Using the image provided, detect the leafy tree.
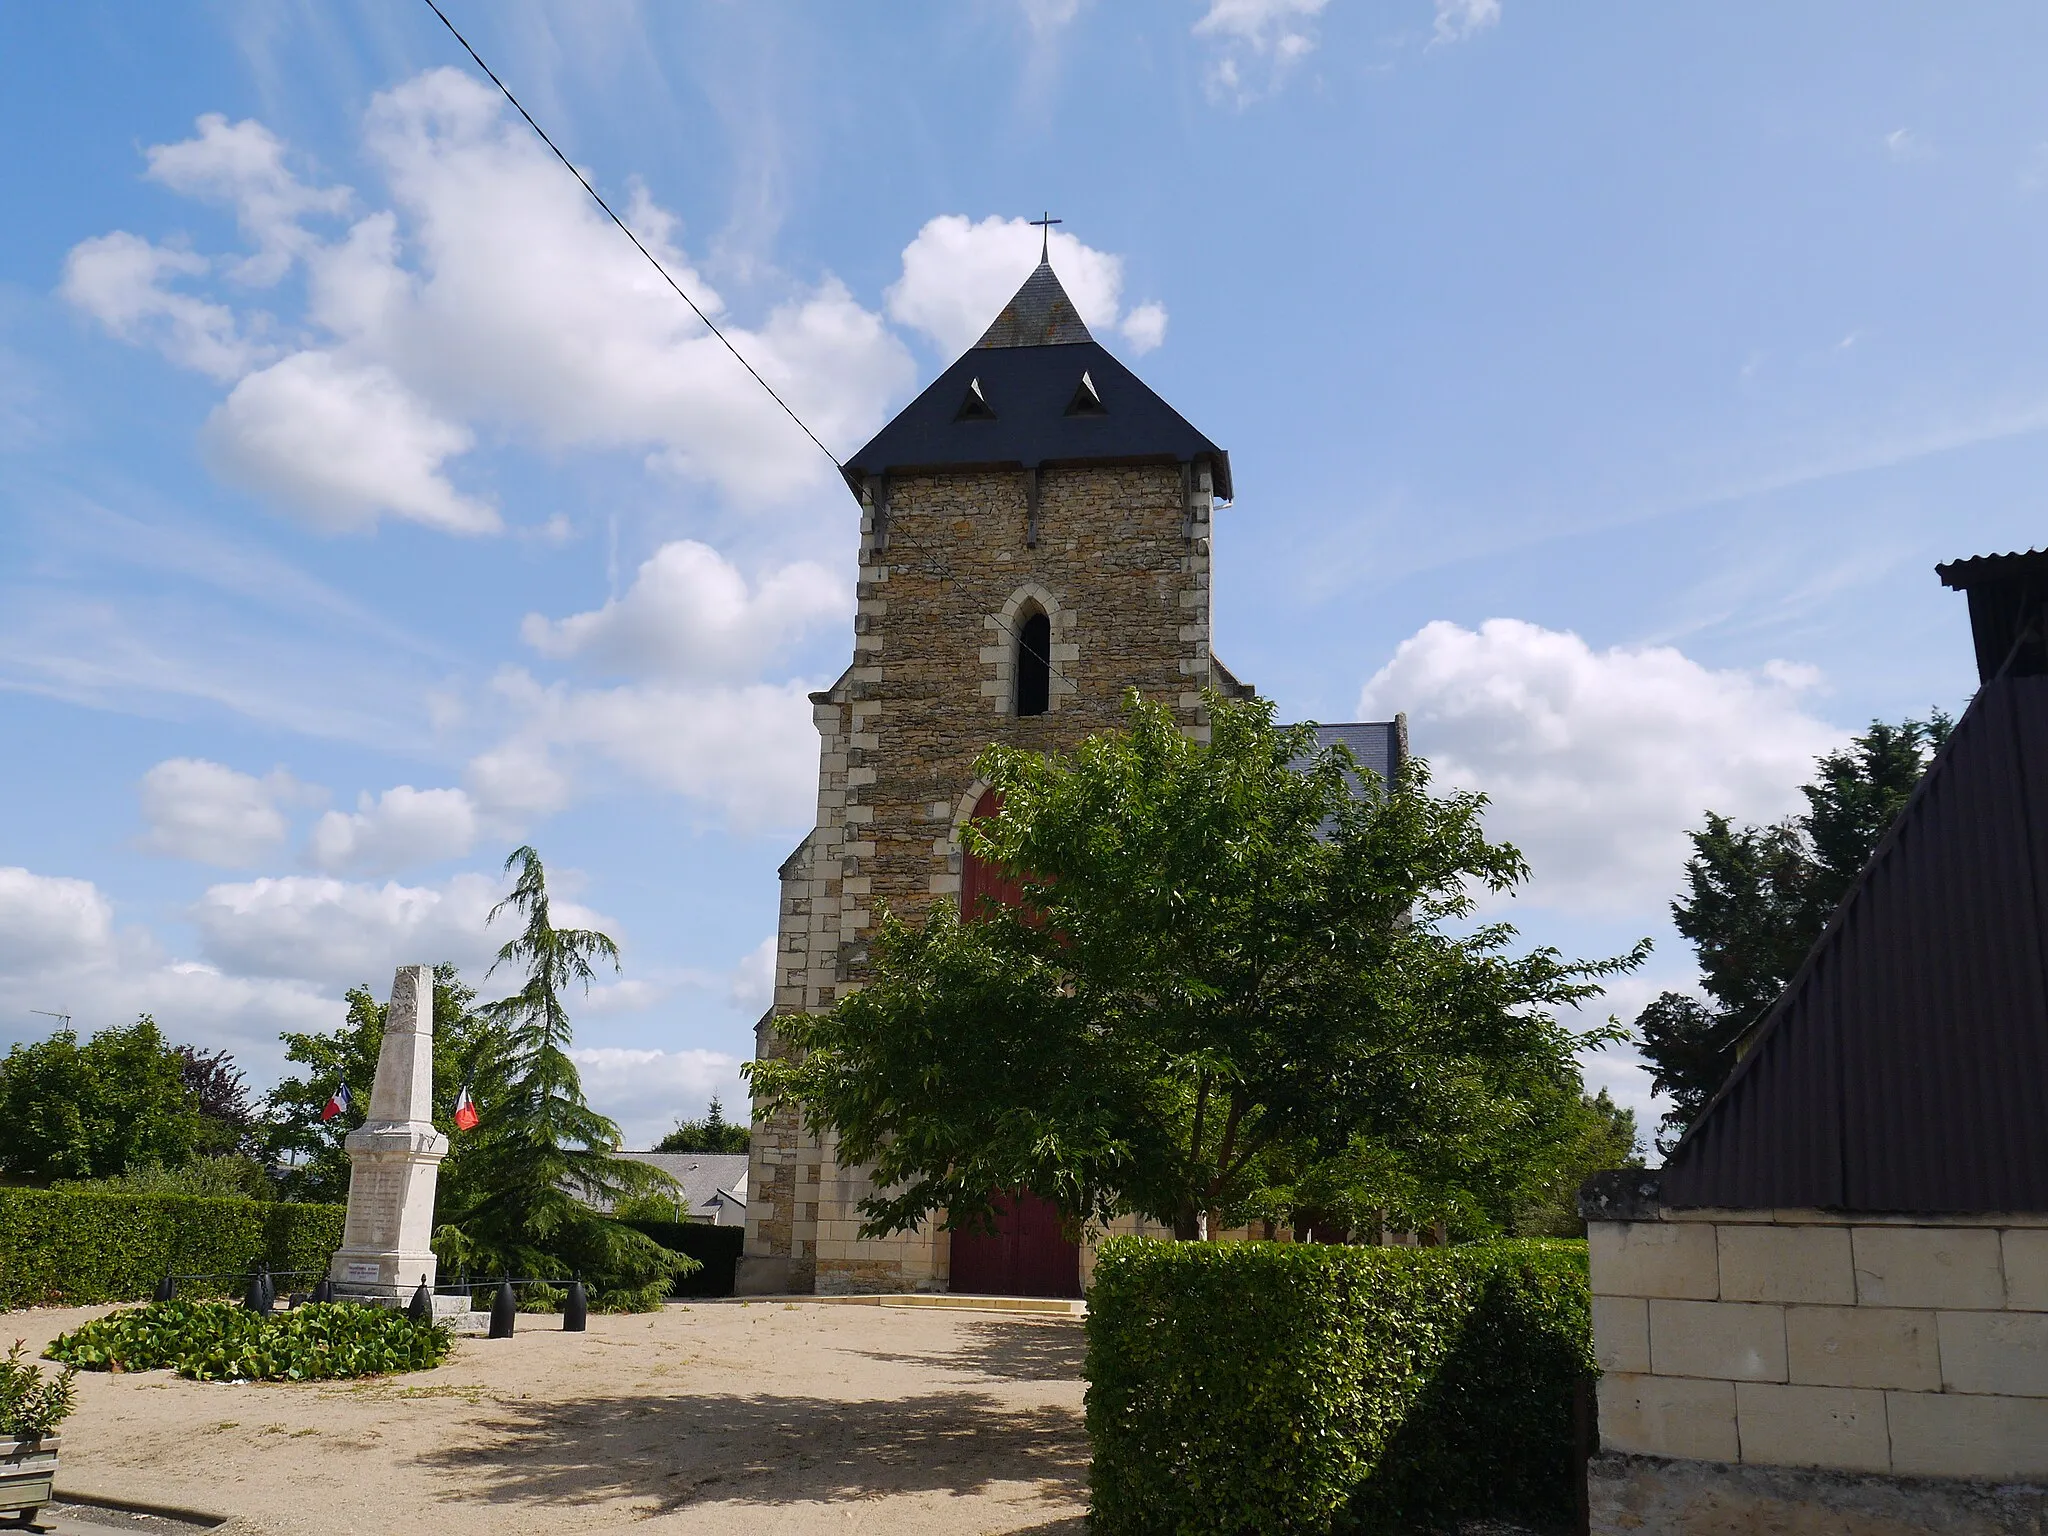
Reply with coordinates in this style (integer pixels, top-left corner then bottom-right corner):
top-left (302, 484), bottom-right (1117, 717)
top-left (0, 1017), bottom-right (207, 1182)
top-left (1639, 713), bottom-right (1951, 1147)
top-left (432, 847), bottom-right (688, 1307)
top-left (750, 691), bottom-right (1644, 1243)
top-left (654, 1095), bottom-right (750, 1154)
top-left (261, 964), bottom-right (503, 1203)
top-left (176, 1045), bottom-right (261, 1158)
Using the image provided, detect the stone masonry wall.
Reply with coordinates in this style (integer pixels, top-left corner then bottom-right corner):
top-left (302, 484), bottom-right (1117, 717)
top-left (1590, 1207), bottom-right (2048, 1491)
top-left (741, 460), bottom-right (1216, 1294)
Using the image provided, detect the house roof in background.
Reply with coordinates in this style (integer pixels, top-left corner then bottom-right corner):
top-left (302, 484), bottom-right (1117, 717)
top-left (610, 1152), bottom-right (749, 1217)
top-left (1660, 671), bottom-right (2048, 1214)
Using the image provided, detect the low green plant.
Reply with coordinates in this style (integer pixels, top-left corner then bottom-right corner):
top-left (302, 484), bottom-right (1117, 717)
top-left (0, 1341), bottom-right (76, 1438)
top-left (56, 1153), bottom-right (275, 1202)
top-left (1085, 1237), bottom-right (1593, 1535)
top-left (46, 1300), bottom-right (449, 1382)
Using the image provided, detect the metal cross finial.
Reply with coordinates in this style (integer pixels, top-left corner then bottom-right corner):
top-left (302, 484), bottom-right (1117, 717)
top-left (1030, 211), bottom-right (1062, 261)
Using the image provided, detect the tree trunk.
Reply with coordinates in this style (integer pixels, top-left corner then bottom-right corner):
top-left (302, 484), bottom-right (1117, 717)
top-left (1173, 1202), bottom-right (1203, 1241)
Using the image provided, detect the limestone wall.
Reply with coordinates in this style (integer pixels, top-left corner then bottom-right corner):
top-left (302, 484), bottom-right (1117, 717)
top-left (1591, 1207), bottom-right (2048, 1483)
top-left (743, 459), bottom-right (1217, 1295)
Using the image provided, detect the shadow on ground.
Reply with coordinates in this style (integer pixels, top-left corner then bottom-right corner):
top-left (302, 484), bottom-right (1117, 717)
top-left (415, 1386), bottom-right (1088, 1515)
top-left (848, 1317), bottom-right (1089, 1383)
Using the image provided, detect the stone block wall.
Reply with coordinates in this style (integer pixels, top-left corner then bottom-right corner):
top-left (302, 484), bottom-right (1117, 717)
top-left (741, 459), bottom-right (1218, 1295)
top-left (1591, 1208), bottom-right (2048, 1483)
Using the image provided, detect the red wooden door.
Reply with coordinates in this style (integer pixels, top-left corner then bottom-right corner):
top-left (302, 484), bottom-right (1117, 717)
top-left (950, 793), bottom-right (1080, 1296)
top-left (949, 1191), bottom-right (1081, 1298)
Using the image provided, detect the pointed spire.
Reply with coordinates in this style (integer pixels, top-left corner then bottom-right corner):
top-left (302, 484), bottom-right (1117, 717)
top-left (975, 260), bottom-right (1094, 349)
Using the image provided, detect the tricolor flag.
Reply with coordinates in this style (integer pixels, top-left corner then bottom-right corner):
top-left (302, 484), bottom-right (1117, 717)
top-left (321, 1082), bottom-right (353, 1123)
top-left (452, 1084), bottom-right (479, 1132)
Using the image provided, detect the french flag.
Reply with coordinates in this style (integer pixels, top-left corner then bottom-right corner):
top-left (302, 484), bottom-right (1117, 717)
top-left (321, 1081), bottom-right (353, 1123)
top-left (453, 1085), bottom-right (479, 1132)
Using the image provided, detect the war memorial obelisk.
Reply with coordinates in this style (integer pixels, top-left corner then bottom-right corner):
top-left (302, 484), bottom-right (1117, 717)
top-left (329, 964), bottom-right (448, 1300)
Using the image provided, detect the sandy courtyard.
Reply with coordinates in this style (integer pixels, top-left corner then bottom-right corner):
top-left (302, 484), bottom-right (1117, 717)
top-left (4, 1300), bottom-right (1089, 1535)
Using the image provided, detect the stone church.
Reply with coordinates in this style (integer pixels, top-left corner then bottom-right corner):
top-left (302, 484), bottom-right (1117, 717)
top-left (736, 252), bottom-right (1400, 1297)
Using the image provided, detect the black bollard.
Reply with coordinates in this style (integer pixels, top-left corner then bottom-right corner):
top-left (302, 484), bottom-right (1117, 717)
top-left (243, 1269), bottom-right (271, 1314)
top-left (488, 1279), bottom-right (517, 1339)
top-left (408, 1278), bottom-right (433, 1324)
top-left (153, 1272), bottom-right (176, 1303)
top-left (259, 1269), bottom-right (276, 1313)
top-left (563, 1279), bottom-right (587, 1332)
top-left (311, 1276), bottom-right (333, 1304)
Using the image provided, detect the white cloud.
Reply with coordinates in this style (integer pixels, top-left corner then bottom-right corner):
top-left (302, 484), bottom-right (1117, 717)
top-left (1018, 0), bottom-right (1083, 31)
top-left (201, 351), bottom-right (498, 535)
top-left (0, 865), bottom-right (337, 1080)
top-left (521, 540), bottom-right (847, 680)
top-left (1358, 619), bottom-right (1844, 916)
top-left (478, 671), bottom-right (821, 831)
top-left (1120, 302), bottom-right (1169, 353)
top-left (0, 867), bottom-right (115, 977)
top-left (1194, 0), bottom-right (1328, 99)
top-left (727, 934), bottom-right (776, 1014)
top-left (886, 214), bottom-right (1168, 359)
top-left (1885, 127), bottom-right (1933, 165)
top-left (1432, 0), bottom-right (1501, 45)
top-left (569, 1046), bottom-right (747, 1149)
top-left (138, 758), bottom-right (303, 866)
top-left (144, 112), bottom-right (351, 285)
top-left (306, 786), bottom-right (479, 877)
top-left (66, 73), bottom-right (916, 530)
top-left (60, 233), bottom-right (266, 382)
top-left (189, 869), bottom-right (614, 990)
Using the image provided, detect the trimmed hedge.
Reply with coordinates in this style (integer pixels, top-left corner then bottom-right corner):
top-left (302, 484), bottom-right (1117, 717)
top-left (0, 1187), bottom-right (345, 1309)
top-left (622, 1219), bottom-right (745, 1297)
top-left (1085, 1237), bottom-right (1593, 1535)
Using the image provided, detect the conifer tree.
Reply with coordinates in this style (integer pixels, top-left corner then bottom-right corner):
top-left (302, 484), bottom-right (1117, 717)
top-left (432, 846), bottom-right (689, 1306)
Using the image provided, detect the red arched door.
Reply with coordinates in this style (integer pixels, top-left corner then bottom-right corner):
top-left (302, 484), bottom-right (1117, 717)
top-left (951, 790), bottom-right (1080, 1298)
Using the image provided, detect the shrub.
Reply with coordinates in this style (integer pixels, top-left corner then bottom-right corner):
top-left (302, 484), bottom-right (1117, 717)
top-left (620, 1219), bottom-right (744, 1297)
top-left (1085, 1237), bottom-right (1593, 1535)
top-left (0, 1342), bottom-right (76, 1437)
top-left (46, 1300), bottom-right (449, 1381)
top-left (0, 1188), bottom-right (345, 1308)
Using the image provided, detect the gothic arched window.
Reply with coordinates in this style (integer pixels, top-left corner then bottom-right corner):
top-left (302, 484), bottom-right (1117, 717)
top-left (1016, 610), bottom-right (1051, 717)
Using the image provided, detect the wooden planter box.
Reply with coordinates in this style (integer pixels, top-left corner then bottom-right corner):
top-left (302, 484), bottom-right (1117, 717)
top-left (0, 1435), bottom-right (58, 1525)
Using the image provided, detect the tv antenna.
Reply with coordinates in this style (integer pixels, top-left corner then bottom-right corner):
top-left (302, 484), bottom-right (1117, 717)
top-left (29, 1009), bottom-right (70, 1028)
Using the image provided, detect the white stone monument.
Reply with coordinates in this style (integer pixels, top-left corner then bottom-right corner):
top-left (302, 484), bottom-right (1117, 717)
top-left (330, 964), bottom-right (448, 1302)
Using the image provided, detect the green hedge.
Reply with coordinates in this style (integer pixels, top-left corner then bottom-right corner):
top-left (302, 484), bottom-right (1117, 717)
top-left (622, 1219), bottom-right (745, 1297)
top-left (0, 1188), bottom-right (345, 1308)
top-left (1085, 1237), bottom-right (1593, 1535)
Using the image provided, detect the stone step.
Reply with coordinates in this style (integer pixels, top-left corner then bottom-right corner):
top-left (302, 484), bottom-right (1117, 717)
top-left (813, 1293), bottom-right (1086, 1317)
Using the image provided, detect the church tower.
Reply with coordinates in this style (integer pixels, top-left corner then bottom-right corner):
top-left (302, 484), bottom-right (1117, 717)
top-left (738, 251), bottom-right (1242, 1295)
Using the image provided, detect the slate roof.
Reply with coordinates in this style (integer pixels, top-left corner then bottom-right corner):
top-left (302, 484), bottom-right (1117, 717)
top-left (1659, 560), bottom-right (2048, 1215)
top-left (841, 259), bottom-right (1232, 501)
top-left (1308, 722), bottom-right (1405, 793)
top-left (604, 1153), bottom-right (750, 1225)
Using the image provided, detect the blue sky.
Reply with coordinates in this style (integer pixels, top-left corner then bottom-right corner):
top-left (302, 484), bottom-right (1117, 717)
top-left (2, 0), bottom-right (2040, 1148)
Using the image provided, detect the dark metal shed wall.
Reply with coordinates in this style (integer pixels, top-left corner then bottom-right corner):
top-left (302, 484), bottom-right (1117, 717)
top-left (1661, 675), bottom-right (2048, 1213)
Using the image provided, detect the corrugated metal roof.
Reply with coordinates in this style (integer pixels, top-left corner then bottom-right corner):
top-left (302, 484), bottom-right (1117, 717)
top-left (1660, 673), bottom-right (2048, 1213)
top-left (842, 262), bottom-right (1231, 501)
top-left (1937, 548), bottom-right (2048, 682)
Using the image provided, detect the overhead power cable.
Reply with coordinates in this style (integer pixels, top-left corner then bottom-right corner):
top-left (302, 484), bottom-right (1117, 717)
top-left (419, 0), bottom-right (842, 472)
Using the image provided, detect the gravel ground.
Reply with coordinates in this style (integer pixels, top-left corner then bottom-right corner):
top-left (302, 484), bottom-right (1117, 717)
top-left (4, 1299), bottom-right (1089, 1535)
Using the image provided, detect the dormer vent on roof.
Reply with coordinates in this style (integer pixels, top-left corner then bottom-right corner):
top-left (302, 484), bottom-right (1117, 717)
top-left (1065, 370), bottom-right (1106, 416)
top-left (955, 376), bottom-right (996, 421)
